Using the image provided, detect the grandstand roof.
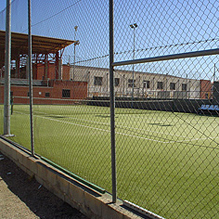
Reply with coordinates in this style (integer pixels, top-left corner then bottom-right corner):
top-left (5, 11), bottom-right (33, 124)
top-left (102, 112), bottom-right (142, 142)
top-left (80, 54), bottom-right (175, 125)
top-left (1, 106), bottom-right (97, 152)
top-left (0, 30), bottom-right (75, 68)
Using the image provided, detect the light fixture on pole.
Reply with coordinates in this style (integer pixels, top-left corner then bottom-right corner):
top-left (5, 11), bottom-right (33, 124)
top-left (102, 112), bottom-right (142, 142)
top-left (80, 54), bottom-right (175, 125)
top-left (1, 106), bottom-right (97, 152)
top-left (130, 23), bottom-right (138, 107)
top-left (72, 25), bottom-right (80, 80)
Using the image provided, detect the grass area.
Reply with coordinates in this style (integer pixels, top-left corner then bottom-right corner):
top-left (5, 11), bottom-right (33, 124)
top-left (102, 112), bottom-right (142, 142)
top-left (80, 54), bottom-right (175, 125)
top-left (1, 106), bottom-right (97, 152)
top-left (0, 104), bottom-right (218, 218)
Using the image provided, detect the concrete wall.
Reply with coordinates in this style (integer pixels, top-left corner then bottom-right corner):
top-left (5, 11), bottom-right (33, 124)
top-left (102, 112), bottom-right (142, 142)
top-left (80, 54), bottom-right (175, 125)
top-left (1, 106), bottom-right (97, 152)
top-left (0, 138), bottom-right (147, 219)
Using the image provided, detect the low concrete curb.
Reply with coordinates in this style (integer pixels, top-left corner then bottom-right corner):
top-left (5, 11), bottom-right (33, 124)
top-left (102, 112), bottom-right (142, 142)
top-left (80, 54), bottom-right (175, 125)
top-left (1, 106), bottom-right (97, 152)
top-left (0, 138), bottom-right (143, 219)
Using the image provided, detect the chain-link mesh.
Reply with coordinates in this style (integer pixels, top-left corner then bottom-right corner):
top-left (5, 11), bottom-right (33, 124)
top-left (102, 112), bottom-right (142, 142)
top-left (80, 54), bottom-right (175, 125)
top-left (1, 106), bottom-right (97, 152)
top-left (0, 0), bottom-right (218, 218)
top-left (114, 0), bottom-right (218, 218)
top-left (0, 0), bottom-right (112, 190)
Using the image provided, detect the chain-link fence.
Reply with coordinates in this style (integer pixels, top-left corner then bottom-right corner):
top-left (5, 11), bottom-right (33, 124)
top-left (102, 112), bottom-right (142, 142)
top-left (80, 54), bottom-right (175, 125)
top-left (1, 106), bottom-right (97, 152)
top-left (112, 1), bottom-right (219, 218)
top-left (0, 0), bottom-right (218, 218)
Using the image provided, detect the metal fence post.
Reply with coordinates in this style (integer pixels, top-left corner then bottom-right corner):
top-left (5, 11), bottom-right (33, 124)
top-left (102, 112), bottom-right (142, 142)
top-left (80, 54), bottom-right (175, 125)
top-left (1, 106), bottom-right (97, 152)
top-left (28, 0), bottom-right (34, 156)
top-left (4, 0), bottom-right (11, 136)
top-left (109, 0), bottom-right (117, 203)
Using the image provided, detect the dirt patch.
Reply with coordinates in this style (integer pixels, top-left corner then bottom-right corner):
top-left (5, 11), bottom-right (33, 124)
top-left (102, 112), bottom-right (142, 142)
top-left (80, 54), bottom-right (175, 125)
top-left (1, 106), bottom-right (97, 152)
top-left (0, 152), bottom-right (89, 219)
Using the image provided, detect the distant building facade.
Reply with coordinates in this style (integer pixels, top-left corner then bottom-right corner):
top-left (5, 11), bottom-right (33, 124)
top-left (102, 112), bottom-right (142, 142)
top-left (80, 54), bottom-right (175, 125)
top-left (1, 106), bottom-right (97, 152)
top-left (0, 64), bottom-right (212, 103)
top-left (71, 65), bottom-right (208, 99)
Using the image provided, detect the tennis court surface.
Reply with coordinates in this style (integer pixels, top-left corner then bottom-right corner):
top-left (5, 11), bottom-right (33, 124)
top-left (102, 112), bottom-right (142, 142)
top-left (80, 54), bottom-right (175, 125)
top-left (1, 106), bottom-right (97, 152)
top-left (1, 104), bottom-right (218, 218)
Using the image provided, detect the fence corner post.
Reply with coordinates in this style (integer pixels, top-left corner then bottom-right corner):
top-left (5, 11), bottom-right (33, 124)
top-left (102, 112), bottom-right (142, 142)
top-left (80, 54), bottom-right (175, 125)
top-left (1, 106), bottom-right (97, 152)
top-left (109, 0), bottom-right (117, 203)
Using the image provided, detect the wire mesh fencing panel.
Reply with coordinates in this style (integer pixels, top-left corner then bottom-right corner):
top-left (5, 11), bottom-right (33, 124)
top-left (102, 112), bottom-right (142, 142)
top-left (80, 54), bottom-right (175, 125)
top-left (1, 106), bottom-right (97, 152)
top-left (1, 0), bottom-right (112, 191)
top-left (30, 0), bottom-right (112, 191)
top-left (0, 1), bottom-right (31, 148)
top-left (113, 0), bottom-right (219, 218)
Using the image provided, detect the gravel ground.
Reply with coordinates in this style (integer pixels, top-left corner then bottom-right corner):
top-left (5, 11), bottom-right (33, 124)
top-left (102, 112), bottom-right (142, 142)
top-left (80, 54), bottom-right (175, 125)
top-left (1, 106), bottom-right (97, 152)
top-left (0, 152), bottom-right (89, 219)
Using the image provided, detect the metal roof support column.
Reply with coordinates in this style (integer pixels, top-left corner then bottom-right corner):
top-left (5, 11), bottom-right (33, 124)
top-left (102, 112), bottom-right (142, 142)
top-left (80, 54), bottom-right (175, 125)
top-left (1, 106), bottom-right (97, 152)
top-left (59, 59), bottom-right (62, 80)
top-left (15, 56), bottom-right (20, 78)
top-left (44, 53), bottom-right (48, 81)
top-left (55, 51), bottom-right (59, 80)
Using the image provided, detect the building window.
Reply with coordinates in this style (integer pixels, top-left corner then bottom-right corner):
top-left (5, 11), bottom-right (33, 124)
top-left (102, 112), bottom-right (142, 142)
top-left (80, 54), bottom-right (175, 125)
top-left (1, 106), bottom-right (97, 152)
top-left (128, 79), bottom-right (136, 87)
top-left (94, 76), bottom-right (103, 86)
top-left (115, 78), bottom-right (120, 87)
top-left (27, 92), bottom-right (30, 96)
top-left (182, 84), bottom-right (187, 91)
top-left (143, 80), bottom-right (150, 89)
top-left (62, 89), bottom-right (70, 98)
top-left (205, 93), bottom-right (209, 99)
top-left (45, 92), bottom-right (50, 97)
top-left (157, 82), bottom-right (163, 89)
top-left (170, 82), bottom-right (176, 90)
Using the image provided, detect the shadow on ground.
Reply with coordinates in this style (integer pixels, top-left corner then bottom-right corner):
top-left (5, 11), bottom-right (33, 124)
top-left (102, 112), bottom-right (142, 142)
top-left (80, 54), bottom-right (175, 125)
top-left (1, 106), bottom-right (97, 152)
top-left (0, 152), bottom-right (89, 219)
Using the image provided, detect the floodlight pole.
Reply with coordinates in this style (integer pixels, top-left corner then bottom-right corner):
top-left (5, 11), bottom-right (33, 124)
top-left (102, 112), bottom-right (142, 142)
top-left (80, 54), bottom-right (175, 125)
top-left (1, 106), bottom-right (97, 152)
top-left (109, 0), bottom-right (117, 203)
top-left (130, 23), bottom-right (138, 108)
top-left (28, 0), bottom-right (34, 156)
top-left (4, 0), bottom-right (11, 136)
top-left (72, 26), bottom-right (79, 80)
top-left (213, 63), bottom-right (216, 82)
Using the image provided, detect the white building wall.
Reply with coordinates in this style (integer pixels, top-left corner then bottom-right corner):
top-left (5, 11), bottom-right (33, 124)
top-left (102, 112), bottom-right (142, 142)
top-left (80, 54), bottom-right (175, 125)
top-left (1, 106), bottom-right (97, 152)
top-left (72, 65), bottom-right (201, 99)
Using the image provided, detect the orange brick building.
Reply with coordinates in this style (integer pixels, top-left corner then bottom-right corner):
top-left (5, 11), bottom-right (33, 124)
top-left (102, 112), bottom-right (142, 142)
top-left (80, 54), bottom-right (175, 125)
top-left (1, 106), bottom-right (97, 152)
top-left (33, 63), bottom-right (71, 81)
top-left (0, 31), bottom-right (87, 104)
top-left (0, 79), bottom-right (87, 105)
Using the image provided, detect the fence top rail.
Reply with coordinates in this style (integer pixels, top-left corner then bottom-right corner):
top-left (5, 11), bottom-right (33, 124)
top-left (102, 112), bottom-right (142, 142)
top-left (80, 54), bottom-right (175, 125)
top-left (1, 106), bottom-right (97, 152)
top-left (112, 48), bottom-right (219, 67)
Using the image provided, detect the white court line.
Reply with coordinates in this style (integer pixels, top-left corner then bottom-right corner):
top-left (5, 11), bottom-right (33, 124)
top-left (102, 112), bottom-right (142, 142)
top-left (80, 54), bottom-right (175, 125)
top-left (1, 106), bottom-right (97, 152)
top-left (33, 109), bottom-right (187, 138)
top-left (167, 136), bottom-right (219, 144)
top-left (15, 110), bottom-right (216, 144)
top-left (167, 137), bottom-right (209, 144)
top-left (15, 111), bottom-right (170, 144)
top-left (33, 109), bottom-right (110, 126)
top-left (116, 124), bottom-right (187, 138)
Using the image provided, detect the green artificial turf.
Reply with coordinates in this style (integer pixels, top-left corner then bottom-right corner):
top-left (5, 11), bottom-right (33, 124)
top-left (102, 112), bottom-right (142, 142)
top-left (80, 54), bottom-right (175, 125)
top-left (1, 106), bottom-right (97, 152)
top-left (1, 104), bottom-right (218, 218)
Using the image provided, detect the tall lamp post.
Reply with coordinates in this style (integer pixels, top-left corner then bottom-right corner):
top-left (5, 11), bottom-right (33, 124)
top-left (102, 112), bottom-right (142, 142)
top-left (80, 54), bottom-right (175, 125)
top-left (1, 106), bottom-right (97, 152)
top-left (72, 25), bottom-right (80, 80)
top-left (130, 23), bottom-right (138, 107)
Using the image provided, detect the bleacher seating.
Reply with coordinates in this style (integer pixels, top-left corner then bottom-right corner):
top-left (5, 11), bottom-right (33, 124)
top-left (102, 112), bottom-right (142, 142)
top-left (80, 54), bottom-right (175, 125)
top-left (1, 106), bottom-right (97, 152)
top-left (198, 104), bottom-right (219, 115)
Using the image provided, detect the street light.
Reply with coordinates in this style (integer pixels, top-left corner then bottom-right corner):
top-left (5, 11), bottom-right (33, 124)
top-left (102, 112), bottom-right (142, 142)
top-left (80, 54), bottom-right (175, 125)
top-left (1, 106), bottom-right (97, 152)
top-left (72, 25), bottom-right (80, 80)
top-left (130, 23), bottom-right (138, 107)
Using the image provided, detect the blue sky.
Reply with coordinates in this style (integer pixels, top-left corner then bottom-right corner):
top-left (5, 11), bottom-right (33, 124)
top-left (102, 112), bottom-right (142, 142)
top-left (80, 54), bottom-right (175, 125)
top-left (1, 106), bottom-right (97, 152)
top-left (0, 0), bottom-right (218, 80)
top-left (0, 1), bottom-right (6, 12)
